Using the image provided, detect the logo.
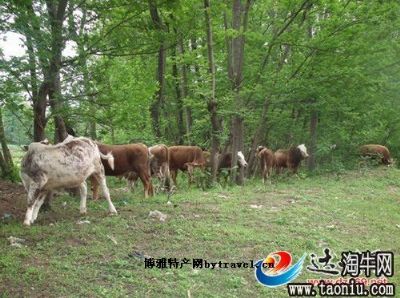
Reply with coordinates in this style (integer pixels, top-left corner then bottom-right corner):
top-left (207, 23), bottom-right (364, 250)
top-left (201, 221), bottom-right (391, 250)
top-left (255, 251), bottom-right (306, 287)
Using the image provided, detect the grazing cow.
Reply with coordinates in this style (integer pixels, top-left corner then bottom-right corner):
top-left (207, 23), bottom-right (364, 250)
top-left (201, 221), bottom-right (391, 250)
top-left (91, 143), bottom-right (154, 200)
top-left (125, 144), bottom-right (170, 190)
top-left (256, 146), bottom-right (275, 183)
top-left (359, 144), bottom-right (392, 165)
top-left (169, 146), bottom-right (206, 186)
top-left (203, 150), bottom-right (248, 170)
top-left (20, 136), bottom-right (117, 226)
top-left (218, 151), bottom-right (248, 170)
top-left (274, 144), bottom-right (309, 174)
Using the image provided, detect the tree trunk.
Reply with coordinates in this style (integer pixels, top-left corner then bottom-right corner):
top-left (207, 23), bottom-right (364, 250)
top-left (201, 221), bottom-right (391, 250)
top-left (41, 0), bottom-right (69, 211)
top-left (0, 108), bottom-right (14, 178)
top-left (246, 99), bottom-right (270, 176)
top-left (46, 0), bottom-right (69, 143)
top-left (33, 83), bottom-right (48, 142)
top-left (178, 37), bottom-right (192, 144)
top-left (25, 4), bottom-right (48, 142)
top-left (204, 0), bottom-right (220, 185)
top-left (172, 46), bottom-right (185, 144)
top-left (308, 110), bottom-right (318, 171)
top-left (77, 6), bottom-right (96, 139)
top-left (228, 0), bottom-right (252, 185)
top-left (149, 0), bottom-right (166, 139)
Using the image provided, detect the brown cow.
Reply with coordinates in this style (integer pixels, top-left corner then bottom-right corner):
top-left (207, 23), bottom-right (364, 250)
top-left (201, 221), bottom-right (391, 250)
top-left (359, 144), bottom-right (392, 165)
top-left (256, 146), bottom-right (275, 183)
top-left (274, 144), bottom-right (309, 174)
top-left (91, 143), bottom-right (154, 199)
top-left (125, 144), bottom-right (170, 190)
top-left (169, 146), bottom-right (206, 186)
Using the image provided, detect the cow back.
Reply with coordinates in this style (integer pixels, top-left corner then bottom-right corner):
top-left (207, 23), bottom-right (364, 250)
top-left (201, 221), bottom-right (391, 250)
top-left (21, 137), bottom-right (100, 189)
top-left (260, 148), bottom-right (275, 167)
top-left (169, 146), bottom-right (205, 170)
top-left (274, 149), bottom-right (288, 167)
top-left (97, 143), bottom-right (149, 175)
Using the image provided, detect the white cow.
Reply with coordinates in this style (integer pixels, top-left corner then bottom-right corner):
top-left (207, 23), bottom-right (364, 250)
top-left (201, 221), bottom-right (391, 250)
top-left (20, 136), bottom-right (117, 226)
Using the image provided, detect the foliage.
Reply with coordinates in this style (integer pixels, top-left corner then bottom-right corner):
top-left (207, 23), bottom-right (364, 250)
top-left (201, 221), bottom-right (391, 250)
top-left (0, 0), bottom-right (400, 173)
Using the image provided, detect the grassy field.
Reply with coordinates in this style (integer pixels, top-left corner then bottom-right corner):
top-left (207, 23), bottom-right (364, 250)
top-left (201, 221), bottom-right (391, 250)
top-left (0, 166), bottom-right (399, 297)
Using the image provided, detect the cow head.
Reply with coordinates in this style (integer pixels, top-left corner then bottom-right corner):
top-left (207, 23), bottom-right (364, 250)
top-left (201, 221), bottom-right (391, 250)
top-left (237, 151), bottom-right (248, 168)
top-left (297, 144), bottom-right (309, 158)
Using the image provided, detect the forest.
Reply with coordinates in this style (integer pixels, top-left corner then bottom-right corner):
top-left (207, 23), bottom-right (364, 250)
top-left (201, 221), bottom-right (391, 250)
top-left (1, 1), bottom-right (400, 297)
top-left (1, 0), bottom-right (399, 183)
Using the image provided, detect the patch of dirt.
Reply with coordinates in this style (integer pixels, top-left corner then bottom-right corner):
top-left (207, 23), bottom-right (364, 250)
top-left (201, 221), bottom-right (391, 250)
top-left (387, 185), bottom-right (399, 194)
top-left (0, 179), bottom-right (26, 220)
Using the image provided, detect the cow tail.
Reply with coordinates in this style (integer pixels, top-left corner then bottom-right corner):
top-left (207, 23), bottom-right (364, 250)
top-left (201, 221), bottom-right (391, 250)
top-left (100, 151), bottom-right (114, 170)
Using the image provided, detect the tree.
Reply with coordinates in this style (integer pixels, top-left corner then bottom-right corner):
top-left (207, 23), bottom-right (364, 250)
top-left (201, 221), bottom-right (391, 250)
top-left (203, 0), bottom-right (220, 184)
top-left (227, 0), bottom-right (252, 185)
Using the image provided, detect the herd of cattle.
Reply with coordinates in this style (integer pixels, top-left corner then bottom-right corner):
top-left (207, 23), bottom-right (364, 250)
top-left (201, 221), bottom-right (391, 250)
top-left (19, 135), bottom-right (392, 226)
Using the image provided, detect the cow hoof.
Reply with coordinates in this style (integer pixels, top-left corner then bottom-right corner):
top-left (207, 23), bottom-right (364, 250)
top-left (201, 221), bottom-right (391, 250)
top-left (23, 220), bottom-right (31, 226)
top-left (80, 210), bottom-right (87, 215)
top-left (109, 211), bottom-right (118, 216)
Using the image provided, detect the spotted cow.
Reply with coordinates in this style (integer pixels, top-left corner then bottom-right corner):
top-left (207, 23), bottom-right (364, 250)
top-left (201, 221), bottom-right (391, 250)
top-left (20, 136), bottom-right (116, 226)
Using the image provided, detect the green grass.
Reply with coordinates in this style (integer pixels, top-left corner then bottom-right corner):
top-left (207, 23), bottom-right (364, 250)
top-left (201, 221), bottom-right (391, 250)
top-left (1, 167), bottom-right (399, 297)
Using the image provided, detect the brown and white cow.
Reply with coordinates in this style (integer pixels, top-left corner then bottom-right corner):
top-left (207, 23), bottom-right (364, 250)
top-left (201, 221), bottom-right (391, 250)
top-left (219, 151), bottom-right (248, 170)
top-left (359, 144), bottom-right (392, 165)
top-left (274, 144), bottom-right (309, 174)
top-left (204, 151), bottom-right (248, 169)
top-left (91, 143), bottom-right (154, 200)
top-left (20, 136), bottom-right (117, 226)
top-left (169, 145), bottom-right (206, 186)
top-left (256, 146), bottom-right (275, 183)
top-left (124, 144), bottom-right (170, 190)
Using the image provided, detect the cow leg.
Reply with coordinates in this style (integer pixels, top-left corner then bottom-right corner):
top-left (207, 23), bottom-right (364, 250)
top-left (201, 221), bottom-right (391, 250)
top-left (127, 172), bottom-right (139, 191)
top-left (170, 170), bottom-right (178, 187)
top-left (31, 192), bottom-right (47, 223)
top-left (161, 163), bottom-right (170, 190)
top-left (98, 176), bottom-right (117, 214)
top-left (158, 168), bottom-right (165, 189)
top-left (138, 171), bottom-right (153, 198)
top-left (127, 179), bottom-right (135, 191)
top-left (90, 175), bottom-right (100, 200)
top-left (186, 164), bottom-right (194, 186)
top-left (261, 161), bottom-right (266, 184)
top-left (79, 181), bottom-right (88, 215)
top-left (262, 168), bottom-right (266, 184)
top-left (275, 166), bottom-right (281, 175)
top-left (24, 185), bottom-right (39, 226)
